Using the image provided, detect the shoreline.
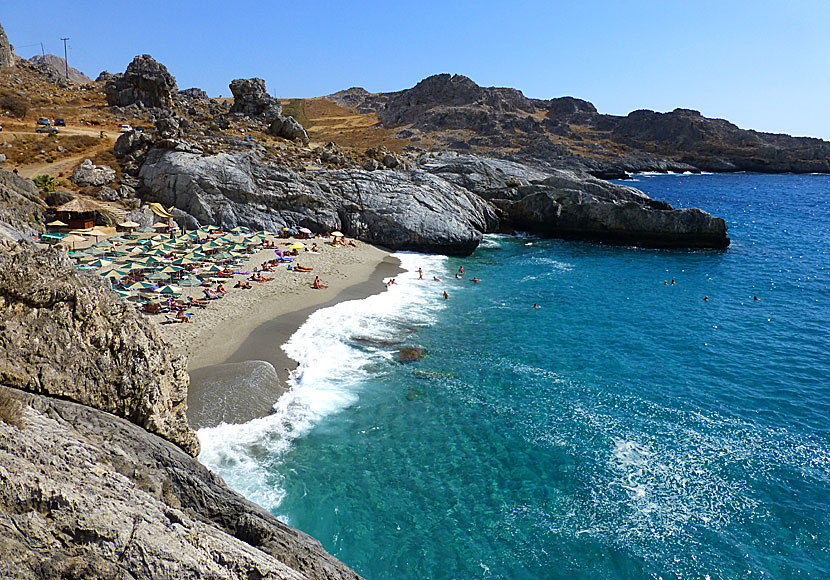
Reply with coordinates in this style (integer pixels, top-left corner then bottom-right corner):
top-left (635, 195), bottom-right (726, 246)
top-left (156, 241), bottom-right (403, 429)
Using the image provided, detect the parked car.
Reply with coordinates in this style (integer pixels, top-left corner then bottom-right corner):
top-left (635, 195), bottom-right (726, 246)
top-left (55, 118), bottom-right (66, 126)
top-left (119, 124), bottom-right (133, 133)
top-left (36, 125), bottom-right (59, 134)
top-left (37, 117), bottom-right (51, 126)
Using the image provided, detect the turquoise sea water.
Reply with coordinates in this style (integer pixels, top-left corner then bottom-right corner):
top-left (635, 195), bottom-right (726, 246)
top-left (200, 174), bottom-right (830, 579)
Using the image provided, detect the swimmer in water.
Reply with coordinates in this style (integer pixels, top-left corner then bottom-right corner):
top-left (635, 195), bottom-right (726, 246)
top-left (532, 304), bottom-right (541, 309)
top-left (443, 290), bottom-right (449, 300)
top-left (418, 267), bottom-right (423, 280)
top-left (703, 296), bottom-right (709, 302)
top-left (753, 296), bottom-right (760, 301)
top-left (470, 277), bottom-right (480, 283)
top-left (433, 276), bottom-right (441, 282)
top-left (459, 266), bottom-right (465, 275)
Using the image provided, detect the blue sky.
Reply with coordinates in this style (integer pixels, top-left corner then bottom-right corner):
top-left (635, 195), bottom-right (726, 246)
top-left (5, 0), bottom-right (829, 139)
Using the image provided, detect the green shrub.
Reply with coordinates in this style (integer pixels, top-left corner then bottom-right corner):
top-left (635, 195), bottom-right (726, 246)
top-left (33, 174), bottom-right (59, 193)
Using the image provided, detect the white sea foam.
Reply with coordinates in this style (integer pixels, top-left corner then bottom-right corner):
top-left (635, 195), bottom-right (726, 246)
top-left (198, 252), bottom-right (449, 511)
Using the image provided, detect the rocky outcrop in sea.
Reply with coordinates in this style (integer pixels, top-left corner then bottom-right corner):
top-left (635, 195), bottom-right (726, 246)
top-left (0, 246), bottom-right (363, 580)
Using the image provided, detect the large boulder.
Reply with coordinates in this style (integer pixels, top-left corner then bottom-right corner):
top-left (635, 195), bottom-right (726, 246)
top-left (229, 77), bottom-right (281, 119)
top-left (105, 54), bottom-right (178, 109)
top-left (268, 115), bottom-right (309, 145)
top-left (0, 249), bottom-right (199, 455)
top-left (71, 158), bottom-right (116, 186)
top-left (138, 150), bottom-right (497, 255)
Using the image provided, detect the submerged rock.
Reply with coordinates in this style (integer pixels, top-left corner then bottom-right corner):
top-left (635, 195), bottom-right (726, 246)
top-left (397, 346), bottom-right (426, 362)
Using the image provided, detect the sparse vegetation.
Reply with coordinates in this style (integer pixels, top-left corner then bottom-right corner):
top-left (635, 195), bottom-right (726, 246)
top-left (0, 92), bottom-right (29, 118)
top-left (33, 174), bottom-right (59, 193)
top-left (280, 99), bottom-right (311, 129)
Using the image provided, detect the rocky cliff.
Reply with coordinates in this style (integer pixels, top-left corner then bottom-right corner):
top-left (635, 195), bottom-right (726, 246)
top-left (105, 54), bottom-right (178, 109)
top-left (0, 247), bottom-right (363, 579)
top-left (135, 146), bottom-right (728, 252)
top-left (137, 149), bottom-right (497, 255)
top-left (328, 74), bottom-right (830, 176)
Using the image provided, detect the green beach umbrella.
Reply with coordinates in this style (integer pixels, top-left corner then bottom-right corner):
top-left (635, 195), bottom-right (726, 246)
top-left (87, 258), bottom-right (113, 269)
top-left (157, 284), bottom-right (182, 295)
top-left (178, 277), bottom-right (204, 287)
top-left (146, 271), bottom-right (170, 281)
top-left (127, 281), bottom-right (156, 291)
top-left (159, 265), bottom-right (184, 274)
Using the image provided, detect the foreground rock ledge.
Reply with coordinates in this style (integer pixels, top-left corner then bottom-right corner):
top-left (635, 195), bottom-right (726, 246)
top-left (0, 386), bottom-right (362, 580)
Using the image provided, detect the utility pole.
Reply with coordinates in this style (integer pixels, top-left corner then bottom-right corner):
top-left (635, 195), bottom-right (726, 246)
top-left (60, 37), bottom-right (69, 81)
top-left (40, 42), bottom-right (45, 57)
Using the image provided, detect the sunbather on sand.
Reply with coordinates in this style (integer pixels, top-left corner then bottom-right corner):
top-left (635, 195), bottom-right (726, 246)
top-left (312, 276), bottom-right (328, 289)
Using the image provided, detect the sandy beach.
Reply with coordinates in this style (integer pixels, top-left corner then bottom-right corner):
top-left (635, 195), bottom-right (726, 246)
top-left (155, 238), bottom-right (402, 428)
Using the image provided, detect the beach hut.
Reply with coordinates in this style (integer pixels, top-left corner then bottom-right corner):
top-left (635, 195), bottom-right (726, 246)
top-left (54, 198), bottom-right (107, 230)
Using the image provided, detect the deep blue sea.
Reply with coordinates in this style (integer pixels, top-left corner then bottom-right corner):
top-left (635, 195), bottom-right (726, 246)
top-left (200, 173), bottom-right (830, 580)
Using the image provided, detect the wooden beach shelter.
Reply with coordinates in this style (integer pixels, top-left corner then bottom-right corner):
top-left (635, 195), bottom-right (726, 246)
top-left (54, 198), bottom-right (106, 230)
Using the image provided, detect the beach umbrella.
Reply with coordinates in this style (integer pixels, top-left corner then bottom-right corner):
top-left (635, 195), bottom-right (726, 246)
top-left (159, 265), bottom-right (184, 274)
top-left (289, 243), bottom-right (305, 250)
top-left (330, 231), bottom-right (344, 237)
top-left (100, 267), bottom-right (130, 278)
top-left (256, 230), bottom-right (274, 237)
top-left (230, 226), bottom-right (250, 233)
top-left (69, 250), bottom-right (89, 258)
top-left (47, 219), bottom-right (68, 227)
top-left (156, 284), bottom-right (182, 295)
top-left (204, 225), bottom-right (220, 231)
top-left (127, 281), bottom-right (156, 291)
top-left (86, 247), bottom-right (108, 256)
top-left (106, 250), bottom-right (129, 257)
top-left (298, 227), bottom-right (312, 235)
top-left (61, 234), bottom-right (86, 250)
top-left (178, 277), bottom-right (204, 287)
top-left (118, 220), bottom-right (140, 230)
top-left (123, 262), bottom-right (147, 271)
top-left (112, 289), bottom-right (132, 298)
top-left (171, 257), bottom-right (197, 266)
top-left (203, 264), bottom-right (225, 273)
top-left (87, 258), bottom-right (113, 269)
top-left (147, 271), bottom-right (170, 281)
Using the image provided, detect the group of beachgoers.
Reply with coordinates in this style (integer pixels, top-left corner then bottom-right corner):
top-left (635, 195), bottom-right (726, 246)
top-left (663, 278), bottom-right (761, 303)
top-left (410, 264), bottom-right (488, 302)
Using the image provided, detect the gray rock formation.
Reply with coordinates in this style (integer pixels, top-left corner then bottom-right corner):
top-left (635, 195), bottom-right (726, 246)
top-left (229, 78), bottom-right (282, 119)
top-left (137, 149), bottom-right (497, 255)
top-left (71, 158), bottom-right (117, 186)
top-left (105, 54), bottom-right (178, 109)
top-left (419, 152), bottom-right (729, 248)
top-left (0, 384), bottom-right (362, 580)
top-left (28, 54), bottom-right (91, 83)
top-left (0, 22), bottom-right (15, 69)
top-left (268, 114), bottom-right (309, 145)
top-left (0, 169), bottom-right (45, 242)
top-left (178, 87), bottom-right (209, 101)
top-left (0, 249), bottom-right (199, 455)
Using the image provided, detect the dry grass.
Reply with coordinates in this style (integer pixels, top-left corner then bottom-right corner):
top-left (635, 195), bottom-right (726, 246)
top-left (0, 134), bottom-right (101, 165)
top-left (287, 97), bottom-right (412, 152)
